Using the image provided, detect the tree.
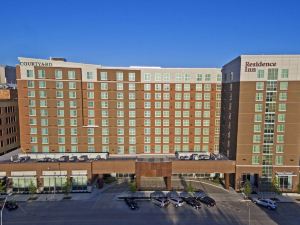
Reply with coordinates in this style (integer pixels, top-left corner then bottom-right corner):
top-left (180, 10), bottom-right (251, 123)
top-left (28, 180), bottom-right (37, 197)
top-left (0, 180), bottom-right (6, 194)
top-left (271, 177), bottom-right (281, 195)
top-left (128, 182), bottom-right (137, 193)
top-left (243, 180), bottom-right (252, 198)
top-left (62, 179), bottom-right (72, 196)
top-left (186, 182), bottom-right (195, 193)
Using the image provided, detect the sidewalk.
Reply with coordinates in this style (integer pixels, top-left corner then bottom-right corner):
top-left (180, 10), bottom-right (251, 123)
top-left (246, 193), bottom-right (300, 203)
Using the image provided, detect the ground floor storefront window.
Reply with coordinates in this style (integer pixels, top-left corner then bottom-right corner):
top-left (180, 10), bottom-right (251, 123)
top-left (277, 176), bottom-right (292, 190)
top-left (12, 177), bottom-right (37, 193)
top-left (72, 176), bottom-right (88, 191)
top-left (43, 176), bottom-right (67, 192)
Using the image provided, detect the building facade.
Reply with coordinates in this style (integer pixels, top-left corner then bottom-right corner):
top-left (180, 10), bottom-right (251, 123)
top-left (17, 57), bottom-right (222, 155)
top-left (221, 55), bottom-right (300, 192)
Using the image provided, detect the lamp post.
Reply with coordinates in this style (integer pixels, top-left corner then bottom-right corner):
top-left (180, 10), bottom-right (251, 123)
top-left (1, 193), bottom-right (12, 225)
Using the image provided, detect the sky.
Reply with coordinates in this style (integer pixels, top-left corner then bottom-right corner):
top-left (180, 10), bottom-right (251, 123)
top-left (0, 0), bottom-right (300, 67)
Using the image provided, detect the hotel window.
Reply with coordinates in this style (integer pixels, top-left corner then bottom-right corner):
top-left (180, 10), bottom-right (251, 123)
top-left (39, 81), bottom-right (46, 88)
top-left (202, 137), bottom-right (209, 143)
top-left (58, 137), bottom-right (65, 144)
top-left (29, 100), bottom-right (36, 107)
top-left (69, 91), bottom-right (76, 99)
top-left (155, 93), bottom-right (161, 100)
top-left (183, 84), bottom-right (190, 91)
top-left (88, 137), bottom-right (94, 144)
top-left (87, 72), bottom-right (94, 80)
top-left (42, 146), bottom-right (49, 152)
top-left (155, 84), bottom-right (162, 91)
top-left (194, 137), bottom-right (201, 143)
top-left (155, 119), bottom-right (161, 126)
top-left (204, 74), bottom-right (211, 82)
top-left (182, 111), bottom-right (190, 118)
top-left (40, 100), bottom-right (47, 107)
top-left (87, 92), bottom-right (94, 99)
top-left (117, 102), bottom-right (124, 109)
top-left (129, 120), bottom-right (136, 126)
top-left (216, 84), bottom-right (222, 91)
top-left (253, 124), bottom-right (261, 133)
top-left (163, 128), bottom-right (169, 135)
top-left (101, 101), bottom-right (108, 108)
top-left (102, 137), bottom-right (109, 144)
top-left (26, 70), bottom-right (34, 78)
top-left (155, 145), bottom-right (161, 153)
top-left (155, 111), bottom-right (161, 118)
top-left (28, 91), bottom-right (35, 98)
top-left (196, 84), bottom-right (202, 91)
top-left (277, 124), bottom-right (285, 132)
top-left (129, 137), bottom-right (136, 145)
top-left (144, 136), bottom-right (151, 143)
top-left (175, 120), bottom-right (181, 126)
top-left (280, 82), bottom-right (288, 90)
top-left (144, 128), bottom-right (151, 135)
top-left (163, 93), bottom-right (170, 100)
top-left (175, 111), bottom-right (181, 118)
top-left (183, 93), bottom-right (190, 100)
top-left (217, 74), bottom-right (222, 82)
top-left (163, 84), bottom-right (170, 91)
top-left (203, 111), bottom-right (210, 118)
top-left (39, 91), bottom-right (47, 98)
top-left (144, 145), bottom-right (151, 153)
top-left (163, 111), bottom-right (169, 118)
top-left (277, 135), bottom-right (284, 143)
top-left (195, 93), bottom-right (202, 100)
top-left (27, 80), bottom-right (34, 88)
top-left (254, 114), bottom-right (262, 122)
top-left (144, 119), bottom-right (151, 126)
top-left (281, 69), bottom-right (289, 79)
top-left (144, 93), bottom-right (151, 100)
top-left (58, 128), bottom-right (65, 135)
top-left (41, 119), bottom-right (49, 126)
top-left (57, 109), bottom-right (64, 117)
top-left (100, 72), bottom-right (108, 80)
top-left (129, 83), bottom-right (135, 90)
top-left (278, 103), bottom-right (286, 112)
top-left (56, 81), bottom-right (63, 89)
top-left (183, 102), bottom-right (190, 109)
top-left (163, 119), bottom-right (169, 127)
top-left (70, 119), bottom-right (77, 126)
top-left (117, 120), bottom-right (124, 127)
top-left (71, 137), bottom-right (78, 144)
top-left (255, 104), bottom-right (263, 112)
top-left (129, 128), bottom-right (136, 135)
top-left (195, 120), bottom-right (201, 126)
top-left (69, 82), bottom-right (76, 89)
top-left (175, 102), bottom-right (181, 109)
top-left (195, 102), bottom-right (202, 109)
top-left (278, 114), bottom-right (285, 122)
top-left (29, 118), bottom-right (37, 125)
top-left (252, 155), bottom-right (260, 165)
top-left (87, 110), bottom-right (94, 117)
top-left (144, 111), bottom-right (151, 117)
top-left (117, 128), bottom-right (124, 135)
top-left (129, 93), bottom-right (135, 100)
top-left (101, 92), bottom-right (108, 99)
top-left (68, 71), bottom-right (76, 80)
top-left (253, 135), bottom-right (261, 143)
top-left (129, 72), bottom-right (135, 81)
top-left (129, 111), bottom-right (136, 118)
top-left (279, 93), bottom-right (287, 101)
top-left (175, 128), bottom-right (181, 135)
top-left (204, 93), bottom-right (210, 100)
top-left (30, 128), bottom-right (37, 134)
top-left (163, 102), bottom-right (170, 109)
top-left (102, 119), bottom-right (109, 126)
top-left (195, 111), bottom-right (202, 118)
top-left (102, 128), bottom-right (109, 135)
top-left (204, 84), bottom-right (211, 91)
top-left (252, 145), bottom-right (260, 153)
top-left (69, 101), bottom-right (77, 108)
top-left (116, 92), bottom-right (124, 99)
top-left (144, 84), bottom-right (151, 91)
top-left (101, 83), bottom-right (109, 90)
top-left (86, 83), bottom-right (94, 90)
top-left (275, 156), bottom-right (283, 165)
top-left (55, 70), bottom-right (63, 79)
top-left (196, 74), bottom-right (202, 82)
top-left (175, 93), bottom-right (182, 100)
top-left (256, 82), bottom-right (264, 90)
top-left (143, 73), bottom-right (151, 81)
top-left (155, 137), bottom-right (161, 144)
top-left (182, 120), bottom-right (189, 126)
top-left (257, 70), bottom-right (264, 79)
top-left (276, 145), bottom-right (284, 153)
top-left (71, 128), bottom-right (77, 135)
top-left (30, 136), bottom-right (37, 143)
top-left (175, 84), bottom-right (182, 91)
top-left (71, 146), bottom-right (78, 153)
top-left (116, 72), bottom-right (123, 81)
top-left (256, 93), bottom-right (263, 101)
top-left (204, 102), bottom-right (210, 109)
top-left (155, 102), bottom-right (161, 109)
top-left (40, 109), bottom-right (48, 117)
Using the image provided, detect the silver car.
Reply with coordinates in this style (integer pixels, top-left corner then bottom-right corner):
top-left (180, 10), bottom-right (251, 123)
top-left (168, 197), bottom-right (184, 207)
top-left (252, 198), bottom-right (277, 210)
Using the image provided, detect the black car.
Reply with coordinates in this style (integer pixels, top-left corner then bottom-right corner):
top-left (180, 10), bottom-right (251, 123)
top-left (196, 196), bottom-right (216, 207)
top-left (124, 198), bottom-right (139, 210)
top-left (184, 197), bottom-right (201, 209)
top-left (5, 201), bottom-right (18, 210)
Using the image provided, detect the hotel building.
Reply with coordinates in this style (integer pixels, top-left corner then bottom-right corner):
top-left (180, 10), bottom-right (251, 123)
top-left (0, 55), bottom-right (299, 193)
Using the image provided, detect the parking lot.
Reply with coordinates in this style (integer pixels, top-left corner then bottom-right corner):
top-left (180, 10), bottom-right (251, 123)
top-left (2, 182), bottom-right (300, 225)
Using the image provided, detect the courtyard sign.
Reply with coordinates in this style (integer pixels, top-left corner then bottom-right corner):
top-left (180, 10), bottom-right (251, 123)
top-left (20, 61), bottom-right (53, 67)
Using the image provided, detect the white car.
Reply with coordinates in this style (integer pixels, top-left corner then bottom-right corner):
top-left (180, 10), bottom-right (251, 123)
top-left (151, 198), bottom-right (169, 207)
top-left (252, 198), bottom-right (277, 210)
top-left (168, 197), bottom-right (184, 207)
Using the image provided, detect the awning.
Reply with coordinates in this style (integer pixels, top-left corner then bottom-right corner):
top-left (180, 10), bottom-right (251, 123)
top-left (275, 172), bottom-right (297, 177)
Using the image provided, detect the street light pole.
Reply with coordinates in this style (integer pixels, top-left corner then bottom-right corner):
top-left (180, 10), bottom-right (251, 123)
top-left (1, 193), bottom-right (12, 225)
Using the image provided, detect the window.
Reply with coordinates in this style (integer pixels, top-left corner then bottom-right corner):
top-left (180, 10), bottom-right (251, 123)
top-left (26, 70), bottom-right (34, 78)
top-left (87, 72), bottom-right (94, 80)
top-left (144, 84), bottom-right (151, 91)
top-left (280, 82), bottom-right (288, 90)
top-left (252, 155), bottom-right (260, 165)
top-left (129, 72), bottom-right (135, 81)
top-left (254, 114), bottom-right (262, 122)
top-left (175, 84), bottom-right (182, 91)
top-left (39, 90), bottom-right (47, 98)
top-left (253, 135), bottom-right (261, 143)
top-left (278, 114), bottom-right (285, 122)
top-left (69, 82), bottom-right (76, 89)
top-left (116, 72), bottom-right (123, 81)
top-left (281, 69), bottom-right (289, 79)
top-left (279, 93), bottom-right (287, 101)
top-left (55, 70), bottom-right (62, 79)
top-left (196, 84), bottom-right (202, 91)
top-left (69, 91), bottom-right (76, 99)
top-left (68, 71), bottom-right (76, 79)
top-left (257, 70), bottom-right (264, 79)
top-left (275, 156), bottom-right (283, 165)
top-left (277, 124), bottom-right (285, 132)
top-left (277, 135), bottom-right (284, 143)
top-left (256, 82), bottom-right (264, 90)
top-left (56, 82), bottom-right (63, 89)
top-left (28, 90), bottom-right (35, 97)
top-left (256, 93), bottom-right (263, 101)
top-left (276, 145), bottom-right (284, 153)
top-left (27, 80), bottom-right (34, 88)
top-left (252, 145), bottom-right (260, 153)
top-left (38, 69), bottom-right (45, 78)
top-left (255, 104), bottom-right (263, 112)
top-left (278, 103), bottom-right (286, 112)
top-left (204, 74), bottom-right (211, 81)
top-left (100, 72), bottom-right (108, 80)
top-left (254, 124), bottom-right (261, 133)
top-left (144, 73), bottom-right (151, 81)
top-left (196, 74), bottom-right (202, 82)
top-left (101, 83), bottom-right (109, 90)
top-left (204, 84), bottom-right (211, 91)
top-left (39, 81), bottom-right (46, 88)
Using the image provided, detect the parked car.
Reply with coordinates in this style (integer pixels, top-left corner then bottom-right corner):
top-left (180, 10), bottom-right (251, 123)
top-left (5, 201), bottom-right (18, 211)
top-left (69, 156), bottom-right (78, 162)
top-left (194, 190), bottom-right (216, 207)
top-left (37, 157), bottom-right (52, 162)
top-left (168, 197), bottom-right (184, 207)
top-left (78, 155), bottom-right (88, 162)
top-left (252, 198), bottom-right (277, 210)
top-left (124, 198), bottom-right (138, 210)
top-left (151, 198), bottom-right (169, 207)
top-left (58, 156), bottom-right (69, 162)
top-left (183, 197), bottom-right (201, 209)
